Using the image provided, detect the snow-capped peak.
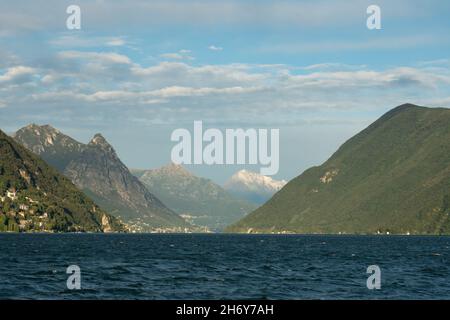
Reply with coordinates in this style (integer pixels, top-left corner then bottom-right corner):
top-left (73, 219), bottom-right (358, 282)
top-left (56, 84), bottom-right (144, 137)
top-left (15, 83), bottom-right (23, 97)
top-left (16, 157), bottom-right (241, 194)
top-left (225, 169), bottom-right (287, 193)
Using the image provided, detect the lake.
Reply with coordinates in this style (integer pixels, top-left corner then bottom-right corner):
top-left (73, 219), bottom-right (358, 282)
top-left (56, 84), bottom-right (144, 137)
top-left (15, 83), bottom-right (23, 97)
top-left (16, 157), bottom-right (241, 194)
top-left (1, 234), bottom-right (449, 299)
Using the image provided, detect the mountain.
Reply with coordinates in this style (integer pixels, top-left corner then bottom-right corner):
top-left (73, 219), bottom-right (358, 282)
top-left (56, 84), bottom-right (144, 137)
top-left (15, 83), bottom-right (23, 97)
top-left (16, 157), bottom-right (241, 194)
top-left (14, 124), bottom-right (85, 172)
top-left (132, 163), bottom-right (257, 231)
top-left (224, 170), bottom-right (287, 204)
top-left (14, 125), bottom-right (191, 232)
top-left (227, 104), bottom-right (450, 235)
top-left (0, 129), bottom-right (124, 232)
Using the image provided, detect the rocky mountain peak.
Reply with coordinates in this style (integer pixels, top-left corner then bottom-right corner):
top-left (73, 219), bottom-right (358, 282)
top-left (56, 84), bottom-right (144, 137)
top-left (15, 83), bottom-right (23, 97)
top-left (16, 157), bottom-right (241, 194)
top-left (89, 133), bottom-right (107, 145)
top-left (24, 123), bottom-right (40, 130)
top-left (165, 162), bottom-right (193, 175)
top-left (144, 163), bottom-right (193, 179)
top-left (88, 133), bottom-right (115, 153)
top-left (40, 124), bottom-right (59, 132)
top-left (16, 123), bottom-right (59, 137)
top-left (13, 124), bottom-right (84, 172)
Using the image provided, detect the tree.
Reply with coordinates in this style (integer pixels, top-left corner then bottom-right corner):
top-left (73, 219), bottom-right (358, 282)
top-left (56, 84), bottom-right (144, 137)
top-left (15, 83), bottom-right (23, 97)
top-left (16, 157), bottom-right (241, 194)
top-left (443, 194), bottom-right (450, 213)
top-left (0, 214), bottom-right (7, 232)
top-left (0, 179), bottom-right (6, 194)
top-left (7, 219), bottom-right (19, 232)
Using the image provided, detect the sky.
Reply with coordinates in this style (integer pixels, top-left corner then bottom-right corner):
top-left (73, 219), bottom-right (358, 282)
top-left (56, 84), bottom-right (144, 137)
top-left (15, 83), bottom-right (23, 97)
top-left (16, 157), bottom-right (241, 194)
top-left (0, 0), bottom-right (449, 184)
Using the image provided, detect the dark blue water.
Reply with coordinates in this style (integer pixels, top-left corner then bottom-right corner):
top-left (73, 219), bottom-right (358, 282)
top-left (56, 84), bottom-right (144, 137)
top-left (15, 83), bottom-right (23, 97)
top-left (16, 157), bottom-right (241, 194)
top-left (1, 234), bottom-right (450, 299)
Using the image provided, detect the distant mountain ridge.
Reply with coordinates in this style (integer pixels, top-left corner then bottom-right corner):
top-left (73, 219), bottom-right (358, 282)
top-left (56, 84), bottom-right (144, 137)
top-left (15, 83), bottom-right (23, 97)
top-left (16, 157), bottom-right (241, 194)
top-left (0, 129), bottom-right (124, 232)
top-left (132, 163), bottom-right (256, 231)
top-left (228, 104), bottom-right (450, 235)
top-left (14, 125), bottom-right (191, 232)
top-left (224, 170), bottom-right (287, 204)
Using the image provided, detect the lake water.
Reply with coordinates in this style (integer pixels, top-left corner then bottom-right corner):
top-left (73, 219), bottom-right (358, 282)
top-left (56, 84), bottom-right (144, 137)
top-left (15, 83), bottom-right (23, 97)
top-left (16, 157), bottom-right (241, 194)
top-left (1, 234), bottom-right (450, 299)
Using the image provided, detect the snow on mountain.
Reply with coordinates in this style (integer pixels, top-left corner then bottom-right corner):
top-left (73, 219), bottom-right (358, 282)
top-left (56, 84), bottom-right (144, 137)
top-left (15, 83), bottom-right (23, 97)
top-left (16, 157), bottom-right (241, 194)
top-left (224, 170), bottom-right (287, 204)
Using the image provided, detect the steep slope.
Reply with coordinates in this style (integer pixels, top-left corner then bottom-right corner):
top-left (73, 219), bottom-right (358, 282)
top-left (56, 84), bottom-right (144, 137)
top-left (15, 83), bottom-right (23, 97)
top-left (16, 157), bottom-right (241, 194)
top-left (133, 163), bottom-right (256, 231)
top-left (228, 104), bottom-right (450, 235)
top-left (14, 124), bottom-right (85, 172)
top-left (224, 169), bottom-right (287, 204)
top-left (14, 125), bottom-right (190, 232)
top-left (65, 135), bottom-right (189, 231)
top-left (0, 129), bottom-right (124, 232)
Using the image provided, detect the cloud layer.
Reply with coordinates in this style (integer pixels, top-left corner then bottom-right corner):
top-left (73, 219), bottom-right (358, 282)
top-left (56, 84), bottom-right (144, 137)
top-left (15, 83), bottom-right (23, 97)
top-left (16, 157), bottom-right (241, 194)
top-left (1, 48), bottom-right (449, 128)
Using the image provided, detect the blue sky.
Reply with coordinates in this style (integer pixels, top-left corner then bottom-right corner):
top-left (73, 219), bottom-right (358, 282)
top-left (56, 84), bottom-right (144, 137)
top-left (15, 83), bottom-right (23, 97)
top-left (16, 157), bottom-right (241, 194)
top-left (1, 0), bottom-right (449, 183)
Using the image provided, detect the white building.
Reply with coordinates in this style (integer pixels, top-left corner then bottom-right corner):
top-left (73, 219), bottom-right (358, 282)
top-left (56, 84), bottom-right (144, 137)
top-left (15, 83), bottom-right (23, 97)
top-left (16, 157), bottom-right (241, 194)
top-left (7, 190), bottom-right (17, 200)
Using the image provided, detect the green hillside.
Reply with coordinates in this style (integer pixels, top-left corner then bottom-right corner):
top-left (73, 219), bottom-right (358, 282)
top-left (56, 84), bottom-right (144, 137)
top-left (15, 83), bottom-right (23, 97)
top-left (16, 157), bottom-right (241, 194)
top-left (227, 104), bottom-right (450, 235)
top-left (0, 130), bottom-right (125, 232)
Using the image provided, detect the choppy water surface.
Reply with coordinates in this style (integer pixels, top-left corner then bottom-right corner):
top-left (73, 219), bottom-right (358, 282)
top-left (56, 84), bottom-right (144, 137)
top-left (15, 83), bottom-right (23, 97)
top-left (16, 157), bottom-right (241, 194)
top-left (1, 234), bottom-right (450, 299)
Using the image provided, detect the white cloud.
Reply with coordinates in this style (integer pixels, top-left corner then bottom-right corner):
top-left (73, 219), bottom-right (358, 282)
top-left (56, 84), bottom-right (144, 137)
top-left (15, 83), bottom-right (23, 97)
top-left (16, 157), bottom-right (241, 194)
top-left (41, 74), bottom-right (57, 84)
top-left (160, 53), bottom-right (184, 60)
top-left (151, 85), bottom-right (261, 97)
top-left (301, 63), bottom-right (367, 71)
top-left (58, 51), bottom-right (131, 64)
top-left (0, 66), bottom-right (36, 84)
top-left (208, 45), bottom-right (223, 51)
top-left (417, 59), bottom-right (450, 67)
top-left (160, 50), bottom-right (194, 61)
top-left (130, 61), bottom-right (267, 88)
top-left (50, 35), bottom-right (128, 48)
top-left (31, 86), bottom-right (263, 104)
top-left (105, 38), bottom-right (126, 47)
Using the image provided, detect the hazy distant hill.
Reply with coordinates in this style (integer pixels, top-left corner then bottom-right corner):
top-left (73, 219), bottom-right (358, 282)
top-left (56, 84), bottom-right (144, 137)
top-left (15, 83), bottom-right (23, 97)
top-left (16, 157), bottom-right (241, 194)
top-left (132, 163), bottom-right (256, 231)
top-left (14, 125), bottom-right (191, 232)
top-left (224, 169), bottom-right (287, 205)
top-left (228, 104), bottom-right (450, 235)
top-left (0, 129), bottom-right (124, 232)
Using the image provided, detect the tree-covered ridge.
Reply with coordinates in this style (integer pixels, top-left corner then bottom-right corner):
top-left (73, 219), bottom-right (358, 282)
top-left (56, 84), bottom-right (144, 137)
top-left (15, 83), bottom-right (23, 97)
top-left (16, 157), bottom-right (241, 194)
top-left (0, 129), bottom-right (125, 232)
top-left (228, 104), bottom-right (450, 235)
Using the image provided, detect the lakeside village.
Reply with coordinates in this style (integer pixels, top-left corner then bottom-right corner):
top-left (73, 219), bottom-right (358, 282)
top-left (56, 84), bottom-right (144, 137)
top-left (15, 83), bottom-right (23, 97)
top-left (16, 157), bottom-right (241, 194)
top-left (0, 187), bottom-right (51, 232)
top-left (0, 187), bottom-right (209, 234)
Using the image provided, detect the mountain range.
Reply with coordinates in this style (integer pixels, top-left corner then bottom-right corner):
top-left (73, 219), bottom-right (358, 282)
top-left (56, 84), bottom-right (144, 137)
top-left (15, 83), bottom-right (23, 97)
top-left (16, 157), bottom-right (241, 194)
top-left (228, 104), bottom-right (450, 235)
top-left (132, 164), bottom-right (256, 231)
top-left (14, 125), bottom-right (191, 232)
top-left (7, 103), bottom-right (449, 235)
top-left (0, 129), bottom-right (124, 232)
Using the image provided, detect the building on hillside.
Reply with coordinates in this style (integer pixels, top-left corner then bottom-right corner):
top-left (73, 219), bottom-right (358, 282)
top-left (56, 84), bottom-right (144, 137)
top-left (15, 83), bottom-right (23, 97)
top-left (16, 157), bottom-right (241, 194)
top-left (7, 189), bottom-right (17, 200)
